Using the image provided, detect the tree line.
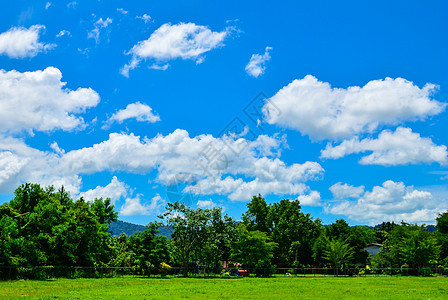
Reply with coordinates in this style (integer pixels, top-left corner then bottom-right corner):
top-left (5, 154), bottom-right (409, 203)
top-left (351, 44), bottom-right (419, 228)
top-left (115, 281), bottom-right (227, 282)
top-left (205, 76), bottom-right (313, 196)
top-left (1, 184), bottom-right (447, 278)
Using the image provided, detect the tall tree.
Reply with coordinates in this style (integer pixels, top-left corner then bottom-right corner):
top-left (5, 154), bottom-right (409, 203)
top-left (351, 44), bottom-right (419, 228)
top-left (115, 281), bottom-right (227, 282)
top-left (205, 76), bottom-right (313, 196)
top-left (128, 222), bottom-right (170, 277)
top-left (231, 223), bottom-right (277, 276)
top-left (379, 223), bottom-right (440, 268)
top-left (267, 199), bottom-right (321, 267)
top-left (242, 194), bottom-right (270, 233)
top-left (436, 210), bottom-right (448, 261)
top-left (322, 238), bottom-right (354, 271)
top-left (159, 201), bottom-right (214, 275)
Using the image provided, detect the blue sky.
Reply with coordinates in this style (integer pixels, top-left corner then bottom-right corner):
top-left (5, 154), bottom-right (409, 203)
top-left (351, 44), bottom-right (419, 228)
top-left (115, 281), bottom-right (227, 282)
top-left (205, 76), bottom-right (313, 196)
top-left (0, 0), bottom-right (447, 225)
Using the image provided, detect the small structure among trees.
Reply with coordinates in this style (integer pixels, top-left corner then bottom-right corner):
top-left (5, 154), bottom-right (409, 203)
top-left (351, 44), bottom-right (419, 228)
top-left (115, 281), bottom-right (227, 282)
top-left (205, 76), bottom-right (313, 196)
top-left (363, 243), bottom-right (382, 256)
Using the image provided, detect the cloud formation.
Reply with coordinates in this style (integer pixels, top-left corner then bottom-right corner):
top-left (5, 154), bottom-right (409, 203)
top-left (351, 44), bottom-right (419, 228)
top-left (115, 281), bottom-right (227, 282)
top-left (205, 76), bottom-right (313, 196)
top-left (265, 75), bottom-right (445, 140)
top-left (0, 25), bottom-right (56, 58)
top-left (197, 199), bottom-right (217, 209)
top-left (0, 67), bottom-right (100, 134)
top-left (245, 46), bottom-right (272, 78)
top-left (78, 176), bottom-right (128, 204)
top-left (137, 14), bottom-right (152, 23)
top-left (0, 129), bottom-right (323, 203)
top-left (88, 17), bottom-right (112, 44)
top-left (103, 102), bottom-right (160, 129)
top-left (326, 180), bottom-right (442, 225)
top-left (120, 194), bottom-right (165, 216)
top-left (121, 22), bottom-right (232, 76)
top-left (329, 182), bottom-right (365, 199)
top-left (321, 127), bottom-right (448, 165)
top-left (295, 190), bottom-right (321, 206)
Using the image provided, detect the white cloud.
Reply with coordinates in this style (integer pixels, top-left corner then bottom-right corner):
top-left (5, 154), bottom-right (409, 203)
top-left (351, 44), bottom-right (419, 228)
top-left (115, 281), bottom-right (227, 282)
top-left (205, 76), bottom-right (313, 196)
top-left (45, 2), bottom-right (51, 10)
top-left (117, 8), bottom-right (128, 15)
top-left (0, 67), bottom-right (100, 134)
top-left (121, 22), bottom-right (232, 76)
top-left (56, 30), bottom-right (71, 38)
top-left (88, 17), bottom-right (112, 44)
top-left (245, 46), bottom-right (272, 78)
top-left (189, 176), bottom-right (310, 202)
top-left (326, 180), bottom-right (443, 225)
top-left (120, 194), bottom-right (165, 216)
top-left (295, 190), bottom-right (321, 206)
top-left (67, 1), bottom-right (77, 9)
top-left (0, 25), bottom-right (56, 58)
top-left (78, 176), bottom-right (128, 204)
top-left (0, 151), bottom-right (29, 190)
top-left (197, 199), bottom-right (217, 209)
top-left (329, 182), bottom-right (365, 199)
top-left (321, 127), bottom-right (448, 165)
top-left (0, 134), bottom-right (82, 194)
top-left (103, 102), bottom-right (160, 129)
top-left (265, 75), bottom-right (445, 141)
top-left (59, 130), bottom-right (322, 201)
top-left (0, 127), bottom-right (323, 203)
top-left (137, 14), bottom-right (152, 23)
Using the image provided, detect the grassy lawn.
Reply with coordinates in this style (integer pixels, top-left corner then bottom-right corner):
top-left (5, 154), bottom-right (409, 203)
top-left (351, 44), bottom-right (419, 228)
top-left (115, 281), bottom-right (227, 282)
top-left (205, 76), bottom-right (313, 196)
top-left (1, 276), bottom-right (447, 299)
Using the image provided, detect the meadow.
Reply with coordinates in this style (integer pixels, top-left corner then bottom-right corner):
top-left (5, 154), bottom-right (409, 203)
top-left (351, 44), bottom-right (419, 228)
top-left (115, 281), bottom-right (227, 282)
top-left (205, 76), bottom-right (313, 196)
top-left (1, 276), bottom-right (447, 299)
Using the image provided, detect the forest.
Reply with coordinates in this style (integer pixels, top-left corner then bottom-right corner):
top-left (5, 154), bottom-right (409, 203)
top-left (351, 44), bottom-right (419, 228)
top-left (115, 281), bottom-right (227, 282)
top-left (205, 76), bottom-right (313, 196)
top-left (1, 183), bottom-right (447, 279)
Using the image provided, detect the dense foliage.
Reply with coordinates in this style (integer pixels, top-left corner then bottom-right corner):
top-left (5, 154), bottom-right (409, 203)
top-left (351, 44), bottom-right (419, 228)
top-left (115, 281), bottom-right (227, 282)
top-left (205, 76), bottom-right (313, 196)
top-left (1, 183), bottom-right (448, 279)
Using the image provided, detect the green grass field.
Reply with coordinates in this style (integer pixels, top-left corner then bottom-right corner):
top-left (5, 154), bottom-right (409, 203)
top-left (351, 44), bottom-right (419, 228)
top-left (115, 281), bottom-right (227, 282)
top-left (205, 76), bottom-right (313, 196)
top-left (1, 276), bottom-right (447, 299)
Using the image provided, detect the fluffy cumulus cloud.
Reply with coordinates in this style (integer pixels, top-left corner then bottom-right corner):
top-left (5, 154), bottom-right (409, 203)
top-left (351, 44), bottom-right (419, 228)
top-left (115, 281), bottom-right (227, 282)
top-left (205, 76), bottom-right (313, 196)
top-left (88, 17), bottom-right (112, 44)
top-left (121, 22), bottom-right (232, 76)
top-left (120, 194), bottom-right (165, 216)
top-left (295, 190), bottom-right (321, 206)
top-left (0, 134), bottom-right (82, 193)
top-left (58, 130), bottom-right (323, 201)
top-left (245, 46), bottom-right (272, 78)
top-left (0, 67), bottom-right (100, 134)
top-left (103, 102), bottom-right (160, 129)
top-left (264, 75), bottom-right (445, 141)
top-left (329, 182), bottom-right (365, 199)
top-left (326, 180), bottom-right (443, 224)
top-left (78, 176), bottom-right (128, 204)
top-left (0, 25), bottom-right (56, 58)
top-left (0, 128), bottom-right (323, 202)
top-left (321, 127), bottom-right (448, 165)
top-left (197, 199), bottom-right (217, 209)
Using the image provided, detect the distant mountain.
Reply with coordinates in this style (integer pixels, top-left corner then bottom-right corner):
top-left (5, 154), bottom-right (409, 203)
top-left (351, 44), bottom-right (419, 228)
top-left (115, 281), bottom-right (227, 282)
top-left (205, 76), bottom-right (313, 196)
top-left (108, 220), bottom-right (172, 238)
top-left (424, 225), bottom-right (437, 233)
top-left (109, 220), bottom-right (146, 237)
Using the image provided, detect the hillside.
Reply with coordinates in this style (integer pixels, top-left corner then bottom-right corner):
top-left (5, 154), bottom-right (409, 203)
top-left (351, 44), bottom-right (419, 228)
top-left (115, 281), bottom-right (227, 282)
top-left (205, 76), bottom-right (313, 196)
top-left (109, 220), bottom-right (172, 238)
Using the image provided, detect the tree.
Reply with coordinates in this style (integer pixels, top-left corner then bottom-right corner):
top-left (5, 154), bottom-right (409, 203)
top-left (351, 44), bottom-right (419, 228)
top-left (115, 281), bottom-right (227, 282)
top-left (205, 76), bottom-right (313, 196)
top-left (0, 183), bottom-right (118, 270)
top-left (159, 201), bottom-right (216, 276)
top-left (379, 223), bottom-right (440, 268)
top-left (374, 221), bottom-right (398, 244)
top-left (197, 208), bottom-right (237, 273)
top-left (322, 238), bottom-right (354, 271)
top-left (267, 199), bottom-right (321, 267)
top-left (326, 219), bottom-right (350, 240)
top-left (91, 198), bottom-right (118, 225)
top-left (436, 210), bottom-right (448, 262)
top-left (347, 226), bottom-right (375, 265)
top-left (128, 222), bottom-right (170, 276)
top-left (313, 220), bottom-right (374, 266)
top-left (242, 194), bottom-right (270, 233)
top-left (231, 223), bottom-right (277, 276)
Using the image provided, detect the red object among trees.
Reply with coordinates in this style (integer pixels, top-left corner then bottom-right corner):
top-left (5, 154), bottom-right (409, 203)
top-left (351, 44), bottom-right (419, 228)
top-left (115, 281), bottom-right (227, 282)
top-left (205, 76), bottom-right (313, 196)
top-left (237, 270), bottom-right (249, 276)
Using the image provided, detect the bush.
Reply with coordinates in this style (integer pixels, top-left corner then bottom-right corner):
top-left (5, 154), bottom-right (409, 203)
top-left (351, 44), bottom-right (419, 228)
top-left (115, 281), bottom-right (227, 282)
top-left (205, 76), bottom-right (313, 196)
top-left (420, 267), bottom-right (432, 277)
